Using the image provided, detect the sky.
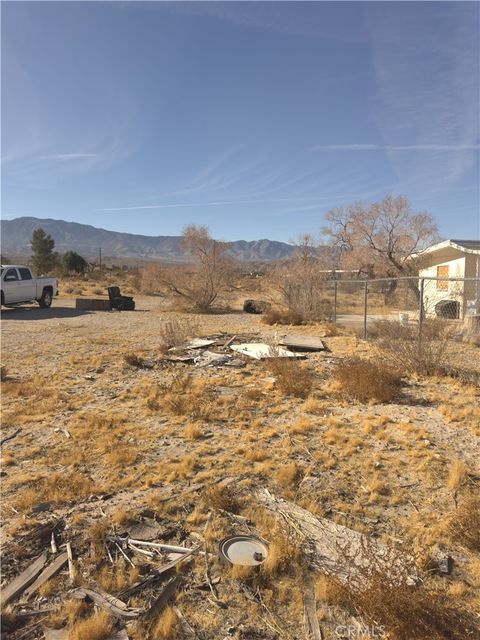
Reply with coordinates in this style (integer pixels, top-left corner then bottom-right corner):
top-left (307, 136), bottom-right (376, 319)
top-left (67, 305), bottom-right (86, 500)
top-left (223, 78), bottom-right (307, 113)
top-left (2, 1), bottom-right (479, 242)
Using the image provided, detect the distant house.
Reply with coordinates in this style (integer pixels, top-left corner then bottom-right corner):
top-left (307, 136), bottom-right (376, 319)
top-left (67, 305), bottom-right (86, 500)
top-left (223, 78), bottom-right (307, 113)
top-left (417, 239), bottom-right (480, 318)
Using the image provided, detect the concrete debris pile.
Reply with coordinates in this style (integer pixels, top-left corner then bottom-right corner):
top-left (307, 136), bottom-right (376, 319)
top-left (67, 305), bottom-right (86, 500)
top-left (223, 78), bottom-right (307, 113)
top-left (128, 332), bottom-right (329, 369)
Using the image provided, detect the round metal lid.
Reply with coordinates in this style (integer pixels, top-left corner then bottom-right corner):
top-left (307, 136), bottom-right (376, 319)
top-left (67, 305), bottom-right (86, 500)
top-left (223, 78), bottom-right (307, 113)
top-left (218, 535), bottom-right (268, 566)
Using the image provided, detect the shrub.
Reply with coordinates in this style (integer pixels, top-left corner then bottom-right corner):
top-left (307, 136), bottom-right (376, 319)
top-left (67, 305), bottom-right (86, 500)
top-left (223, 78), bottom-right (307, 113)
top-left (124, 353), bottom-right (145, 368)
top-left (272, 235), bottom-right (335, 321)
top-left (142, 225), bottom-right (238, 311)
top-left (371, 320), bottom-right (450, 376)
top-left (68, 611), bottom-right (113, 640)
top-left (159, 318), bottom-right (199, 352)
top-left (334, 358), bottom-right (402, 403)
top-left (447, 494), bottom-right (480, 551)
top-left (203, 484), bottom-right (240, 513)
top-left (267, 357), bottom-right (314, 398)
top-left (157, 372), bottom-right (214, 421)
top-left (262, 308), bottom-right (304, 326)
top-left (323, 540), bottom-right (478, 640)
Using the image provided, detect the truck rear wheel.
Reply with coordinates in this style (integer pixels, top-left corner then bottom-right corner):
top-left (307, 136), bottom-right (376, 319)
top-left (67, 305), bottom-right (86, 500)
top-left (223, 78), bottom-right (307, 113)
top-left (38, 289), bottom-right (53, 308)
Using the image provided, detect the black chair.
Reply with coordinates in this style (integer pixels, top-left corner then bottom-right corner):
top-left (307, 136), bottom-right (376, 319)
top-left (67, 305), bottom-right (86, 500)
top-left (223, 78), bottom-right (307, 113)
top-left (108, 286), bottom-right (135, 311)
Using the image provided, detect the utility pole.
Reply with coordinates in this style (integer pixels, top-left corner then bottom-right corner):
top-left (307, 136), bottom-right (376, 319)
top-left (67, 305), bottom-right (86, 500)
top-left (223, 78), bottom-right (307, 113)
top-left (99, 247), bottom-right (102, 271)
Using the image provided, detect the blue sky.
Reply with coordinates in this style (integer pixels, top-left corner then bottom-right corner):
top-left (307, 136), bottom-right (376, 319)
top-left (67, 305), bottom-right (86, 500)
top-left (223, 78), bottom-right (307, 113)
top-left (2, 1), bottom-right (479, 242)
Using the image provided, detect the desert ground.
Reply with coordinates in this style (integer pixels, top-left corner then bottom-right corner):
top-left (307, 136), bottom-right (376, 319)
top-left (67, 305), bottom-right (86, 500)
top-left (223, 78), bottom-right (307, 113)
top-left (1, 284), bottom-right (479, 639)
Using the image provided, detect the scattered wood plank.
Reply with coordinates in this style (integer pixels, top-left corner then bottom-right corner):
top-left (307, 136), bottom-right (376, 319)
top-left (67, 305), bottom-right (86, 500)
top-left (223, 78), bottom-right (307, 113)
top-left (118, 546), bottom-right (198, 599)
top-left (257, 489), bottom-right (414, 585)
top-left (279, 335), bottom-right (326, 352)
top-left (303, 587), bottom-right (322, 640)
top-left (107, 535), bottom-right (195, 555)
top-left (202, 512), bottom-right (224, 608)
top-left (72, 588), bottom-right (140, 618)
top-left (66, 542), bottom-right (75, 583)
top-left (1, 552), bottom-right (49, 606)
top-left (24, 552), bottom-right (68, 599)
top-left (118, 572), bottom-right (161, 599)
top-left (141, 576), bottom-right (183, 623)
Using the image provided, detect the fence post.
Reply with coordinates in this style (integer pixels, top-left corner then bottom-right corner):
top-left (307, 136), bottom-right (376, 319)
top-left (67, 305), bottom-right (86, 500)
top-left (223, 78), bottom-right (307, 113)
top-left (363, 281), bottom-right (368, 340)
top-left (333, 280), bottom-right (337, 324)
top-left (418, 277), bottom-right (425, 341)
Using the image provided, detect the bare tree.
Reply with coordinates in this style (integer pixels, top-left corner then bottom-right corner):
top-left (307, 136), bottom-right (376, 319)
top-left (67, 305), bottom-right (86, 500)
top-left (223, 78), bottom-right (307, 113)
top-left (274, 234), bottom-right (335, 320)
top-left (142, 225), bottom-right (237, 311)
top-left (323, 195), bottom-right (439, 278)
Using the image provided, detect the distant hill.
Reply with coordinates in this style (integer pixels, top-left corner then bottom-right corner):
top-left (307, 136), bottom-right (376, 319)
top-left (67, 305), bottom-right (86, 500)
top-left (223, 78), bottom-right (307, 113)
top-left (1, 217), bottom-right (299, 262)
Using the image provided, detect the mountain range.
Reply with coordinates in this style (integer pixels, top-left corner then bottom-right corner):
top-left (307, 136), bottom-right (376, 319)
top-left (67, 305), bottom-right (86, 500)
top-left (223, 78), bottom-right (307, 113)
top-left (1, 217), bottom-right (298, 262)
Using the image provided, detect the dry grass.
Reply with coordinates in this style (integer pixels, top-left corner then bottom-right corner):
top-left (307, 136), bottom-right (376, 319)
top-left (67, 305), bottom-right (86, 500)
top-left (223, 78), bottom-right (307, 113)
top-left (68, 611), bottom-right (114, 640)
top-left (124, 352), bottom-right (145, 368)
top-left (326, 543), bottom-right (479, 640)
top-left (203, 484), bottom-right (240, 513)
top-left (267, 357), bottom-right (313, 398)
top-left (149, 372), bottom-right (215, 421)
top-left (158, 318), bottom-right (199, 352)
top-left (334, 358), bottom-right (402, 403)
top-left (275, 462), bottom-right (301, 488)
top-left (2, 296), bottom-right (479, 638)
top-left (447, 495), bottom-right (480, 551)
top-left (446, 460), bottom-right (468, 492)
top-left (11, 472), bottom-right (94, 512)
top-left (262, 307), bottom-right (304, 326)
top-left (372, 320), bottom-right (451, 376)
top-left (183, 422), bottom-right (203, 440)
top-left (149, 605), bottom-right (179, 639)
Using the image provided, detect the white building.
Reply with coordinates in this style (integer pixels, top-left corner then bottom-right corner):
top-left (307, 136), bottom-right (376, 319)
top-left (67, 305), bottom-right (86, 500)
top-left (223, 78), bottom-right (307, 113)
top-left (417, 239), bottom-right (480, 319)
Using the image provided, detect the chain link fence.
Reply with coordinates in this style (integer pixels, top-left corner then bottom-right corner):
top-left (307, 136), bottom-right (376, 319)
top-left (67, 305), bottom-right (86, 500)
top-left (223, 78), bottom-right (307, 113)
top-left (327, 276), bottom-right (480, 339)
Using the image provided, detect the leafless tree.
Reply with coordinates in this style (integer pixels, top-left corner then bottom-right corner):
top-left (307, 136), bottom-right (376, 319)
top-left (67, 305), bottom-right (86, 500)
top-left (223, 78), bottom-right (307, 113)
top-left (323, 195), bottom-right (439, 277)
top-left (142, 225), bottom-right (237, 311)
top-left (323, 195), bottom-right (439, 301)
top-left (274, 234), bottom-right (335, 320)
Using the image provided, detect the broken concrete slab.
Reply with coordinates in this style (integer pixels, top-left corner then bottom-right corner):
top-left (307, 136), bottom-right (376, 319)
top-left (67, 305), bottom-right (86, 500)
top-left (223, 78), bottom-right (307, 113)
top-left (185, 338), bottom-right (217, 349)
top-left (278, 335), bottom-right (326, 352)
top-left (230, 343), bottom-right (297, 360)
top-left (194, 351), bottom-right (231, 367)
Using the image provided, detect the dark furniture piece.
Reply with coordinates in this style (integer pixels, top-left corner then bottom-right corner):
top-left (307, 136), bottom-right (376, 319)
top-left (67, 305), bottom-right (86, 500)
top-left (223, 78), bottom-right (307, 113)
top-left (108, 286), bottom-right (135, 311)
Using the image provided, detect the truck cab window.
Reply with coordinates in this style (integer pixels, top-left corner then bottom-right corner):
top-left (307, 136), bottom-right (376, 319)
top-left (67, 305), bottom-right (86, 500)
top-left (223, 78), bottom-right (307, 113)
top-left (4, 268), bottom-right (19, 281)
top-left (19, 268), bottom-right (33, 280)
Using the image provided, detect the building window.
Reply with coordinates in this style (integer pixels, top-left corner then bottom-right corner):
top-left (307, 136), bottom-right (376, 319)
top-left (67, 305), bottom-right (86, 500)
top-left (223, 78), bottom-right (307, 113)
top-left (436, 265), bottom-right (449, 290)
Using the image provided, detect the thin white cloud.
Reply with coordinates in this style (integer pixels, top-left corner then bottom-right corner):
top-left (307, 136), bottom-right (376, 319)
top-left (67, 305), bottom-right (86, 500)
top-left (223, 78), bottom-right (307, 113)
top-left (38, 153), bottom-right (100, 161)
top-left (313, 144), bottom-right (480, 151)
top-left (94, 194), bottom-right (350, 212)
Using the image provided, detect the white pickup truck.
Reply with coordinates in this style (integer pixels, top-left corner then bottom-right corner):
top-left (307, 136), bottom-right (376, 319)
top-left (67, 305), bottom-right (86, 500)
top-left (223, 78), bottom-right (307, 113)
top-left (1, 265), bottom-right (57, 308)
